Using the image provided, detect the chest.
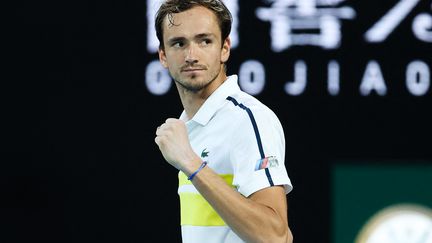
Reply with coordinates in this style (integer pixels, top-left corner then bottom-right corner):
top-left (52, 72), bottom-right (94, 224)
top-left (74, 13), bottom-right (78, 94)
top-left (188, 120), bottom-right (235, 174)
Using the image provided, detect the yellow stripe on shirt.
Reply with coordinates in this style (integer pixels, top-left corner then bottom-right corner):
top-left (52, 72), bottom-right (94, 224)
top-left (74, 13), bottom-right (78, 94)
top-left (178, 172), bottom-right (234, 226)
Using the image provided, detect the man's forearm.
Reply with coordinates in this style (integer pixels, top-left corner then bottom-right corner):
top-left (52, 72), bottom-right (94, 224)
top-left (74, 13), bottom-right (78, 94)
top-left (190, 165), bottom-right (291, 243)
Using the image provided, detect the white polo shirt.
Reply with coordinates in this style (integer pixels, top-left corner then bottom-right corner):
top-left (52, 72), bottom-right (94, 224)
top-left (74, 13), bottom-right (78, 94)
top-left (178, 75), bottom-right (293, 243)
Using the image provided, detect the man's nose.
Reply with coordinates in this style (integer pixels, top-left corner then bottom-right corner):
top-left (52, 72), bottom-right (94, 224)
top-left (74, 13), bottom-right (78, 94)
top-left (185, 44), bottom-right (198, 64)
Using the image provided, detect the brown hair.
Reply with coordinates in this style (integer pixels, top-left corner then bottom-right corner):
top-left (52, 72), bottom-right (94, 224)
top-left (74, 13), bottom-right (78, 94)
top-left (155, 0), bottom-right (232, 49)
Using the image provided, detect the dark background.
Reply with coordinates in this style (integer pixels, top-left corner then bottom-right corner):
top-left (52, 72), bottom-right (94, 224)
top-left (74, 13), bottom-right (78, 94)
top-left (4, 0), bottom-right (431, 242)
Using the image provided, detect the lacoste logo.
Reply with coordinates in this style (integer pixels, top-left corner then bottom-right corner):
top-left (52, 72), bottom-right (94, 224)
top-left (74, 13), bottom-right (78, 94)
top-left (201, 148), bottom-right (209, 158)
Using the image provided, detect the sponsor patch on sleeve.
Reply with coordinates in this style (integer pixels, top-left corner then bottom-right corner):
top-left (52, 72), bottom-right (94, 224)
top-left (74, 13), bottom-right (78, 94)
top-left (255, 156), bottom-right (279, 171)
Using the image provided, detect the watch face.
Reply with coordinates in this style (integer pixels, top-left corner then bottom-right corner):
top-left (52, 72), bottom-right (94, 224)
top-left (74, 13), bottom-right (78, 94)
top-left (355, 204), bottom-right (432, 243)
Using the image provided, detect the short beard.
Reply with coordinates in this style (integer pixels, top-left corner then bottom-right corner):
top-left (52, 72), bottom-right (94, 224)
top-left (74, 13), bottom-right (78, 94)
top-left (173, 71), bottom-right (219, 93)
top-left (174, 79), bottom-right (209, 93)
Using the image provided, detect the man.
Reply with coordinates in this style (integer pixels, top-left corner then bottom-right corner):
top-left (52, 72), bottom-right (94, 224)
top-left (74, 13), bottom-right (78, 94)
top-left (154, 1), bottom-right (293, 242)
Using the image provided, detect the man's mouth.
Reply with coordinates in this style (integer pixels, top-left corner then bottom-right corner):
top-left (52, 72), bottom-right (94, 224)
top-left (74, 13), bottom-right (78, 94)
top-left (182, 68), bottom-right (205, 72)
top-left (181, 65), bottom-right (206, 72)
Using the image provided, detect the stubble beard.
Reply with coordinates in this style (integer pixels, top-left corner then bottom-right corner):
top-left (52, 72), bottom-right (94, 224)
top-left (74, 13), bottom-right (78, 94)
top-left (172, 67), bottom-right (220, 93)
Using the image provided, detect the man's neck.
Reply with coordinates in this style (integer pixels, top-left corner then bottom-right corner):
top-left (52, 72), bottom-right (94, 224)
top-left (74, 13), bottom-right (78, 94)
top-left (177, 74), bottom-right (228, 120)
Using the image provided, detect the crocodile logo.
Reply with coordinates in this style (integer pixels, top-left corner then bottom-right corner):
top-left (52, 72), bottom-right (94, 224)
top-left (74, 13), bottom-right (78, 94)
top-left (201, 148), bottom-right (209, 158)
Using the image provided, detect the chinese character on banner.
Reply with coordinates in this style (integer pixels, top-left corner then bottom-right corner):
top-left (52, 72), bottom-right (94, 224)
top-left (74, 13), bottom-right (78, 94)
top-left (365, 0), bottom-right (432, 43)
top-left (256, 0), bottom-right (356, 51)
top-left (413, 2), bottom-right (432, 42)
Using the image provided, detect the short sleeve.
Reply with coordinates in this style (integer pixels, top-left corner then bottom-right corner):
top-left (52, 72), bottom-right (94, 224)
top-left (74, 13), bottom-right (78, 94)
top-left (230, 106), bottom-right (292, 197)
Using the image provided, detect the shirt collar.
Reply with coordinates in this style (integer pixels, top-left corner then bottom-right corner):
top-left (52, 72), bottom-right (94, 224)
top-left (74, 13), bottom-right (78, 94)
top-left (179, 75), bottom-right (240, 126)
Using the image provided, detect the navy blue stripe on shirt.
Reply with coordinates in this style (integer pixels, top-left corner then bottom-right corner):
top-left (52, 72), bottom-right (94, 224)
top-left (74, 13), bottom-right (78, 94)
top-left (226, 96), bottom-right (274, 186)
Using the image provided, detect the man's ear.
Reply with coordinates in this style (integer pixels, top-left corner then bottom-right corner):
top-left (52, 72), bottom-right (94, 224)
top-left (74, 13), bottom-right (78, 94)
top-left (158, 47), bottom-right (168, 68)
top-left (221, 37), bottom-right (231, 63)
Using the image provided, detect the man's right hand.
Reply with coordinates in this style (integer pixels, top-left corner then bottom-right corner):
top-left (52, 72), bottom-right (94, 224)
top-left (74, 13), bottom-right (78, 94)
top-left (155, 118), bottom-right (201, 174)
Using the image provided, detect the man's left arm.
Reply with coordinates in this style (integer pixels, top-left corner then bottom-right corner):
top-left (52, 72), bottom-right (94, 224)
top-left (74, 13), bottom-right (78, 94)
top-left (190, 165), bottom-right (293, 243)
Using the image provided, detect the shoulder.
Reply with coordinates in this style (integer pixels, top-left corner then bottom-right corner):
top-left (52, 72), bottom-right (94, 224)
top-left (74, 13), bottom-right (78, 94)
top-left (223, 92), bottom-right (284, 141)
top-left (226, 92), bottom-right (275, 115)
top-left (226, 92), bottom-right (281, 124)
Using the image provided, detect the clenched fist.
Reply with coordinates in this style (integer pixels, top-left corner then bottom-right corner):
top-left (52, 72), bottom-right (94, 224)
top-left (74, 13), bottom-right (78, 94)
top-left (155, 118), bottom-right (202, 175)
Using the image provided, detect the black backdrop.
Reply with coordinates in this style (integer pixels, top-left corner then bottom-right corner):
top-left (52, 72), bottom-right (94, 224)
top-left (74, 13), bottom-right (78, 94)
top-left (4, 0), bottom-right (431, 242)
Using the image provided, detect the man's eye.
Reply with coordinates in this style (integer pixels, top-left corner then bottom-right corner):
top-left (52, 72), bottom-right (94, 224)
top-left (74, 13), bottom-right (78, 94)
top-left (173, 42), bottom-right (184, 48)
top-left (202, 39), bottom-right (212, 45)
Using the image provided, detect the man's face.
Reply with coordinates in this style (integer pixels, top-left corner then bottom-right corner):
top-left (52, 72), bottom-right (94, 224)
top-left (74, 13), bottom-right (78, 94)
top-left (158, 6), bottom-right (230, 92)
